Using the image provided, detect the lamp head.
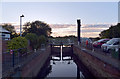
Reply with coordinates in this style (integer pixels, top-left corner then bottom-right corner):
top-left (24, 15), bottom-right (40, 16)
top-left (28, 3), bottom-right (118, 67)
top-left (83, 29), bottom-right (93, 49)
top-left (20, 15), bottom-right (24, 17)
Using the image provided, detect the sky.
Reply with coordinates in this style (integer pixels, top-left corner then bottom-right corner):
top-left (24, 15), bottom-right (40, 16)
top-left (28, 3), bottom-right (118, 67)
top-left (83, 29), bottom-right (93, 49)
top-left (1, 2), bottom-right (118, 37)
top-left (1, 0), bottom-right (119, 2)
top-left (1, 2), bottom-right (118, 24)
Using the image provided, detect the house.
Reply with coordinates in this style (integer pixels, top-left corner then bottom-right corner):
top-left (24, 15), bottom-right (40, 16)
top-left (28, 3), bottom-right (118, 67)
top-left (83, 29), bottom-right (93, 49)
top-left (0, 26), bottom-right (11, 40)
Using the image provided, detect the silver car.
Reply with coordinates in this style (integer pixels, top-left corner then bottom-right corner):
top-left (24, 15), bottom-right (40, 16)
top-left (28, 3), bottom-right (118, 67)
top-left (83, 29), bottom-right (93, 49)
top-left (101, 38), bottom-right (120, 53)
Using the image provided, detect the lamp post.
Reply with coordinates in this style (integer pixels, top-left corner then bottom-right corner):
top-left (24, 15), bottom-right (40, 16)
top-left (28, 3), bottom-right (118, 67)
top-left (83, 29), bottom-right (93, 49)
top-left (20, 14), bottom-right (24, 36)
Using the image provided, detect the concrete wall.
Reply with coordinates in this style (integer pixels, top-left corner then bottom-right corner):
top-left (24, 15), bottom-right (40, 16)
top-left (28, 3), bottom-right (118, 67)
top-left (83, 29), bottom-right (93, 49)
top-left (73, 45), bottom-right (120, 78)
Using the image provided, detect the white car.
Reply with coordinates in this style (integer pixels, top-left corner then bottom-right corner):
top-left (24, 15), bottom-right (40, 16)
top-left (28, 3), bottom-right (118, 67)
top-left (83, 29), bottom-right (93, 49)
top-left (101, 38), bottom-right (120, 53)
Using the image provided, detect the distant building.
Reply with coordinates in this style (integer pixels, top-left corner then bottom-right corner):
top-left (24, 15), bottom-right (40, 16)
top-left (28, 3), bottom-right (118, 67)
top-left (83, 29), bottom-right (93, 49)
top-left (0, 26), bottom-right (11, 40)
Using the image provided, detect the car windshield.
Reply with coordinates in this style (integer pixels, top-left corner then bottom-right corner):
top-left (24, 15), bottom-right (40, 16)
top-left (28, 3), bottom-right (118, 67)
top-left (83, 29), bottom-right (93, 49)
top-left (97, 39), bottom-right (104, 42)
top-left (106, 39), bottom-right (118, 45)
top-left (97, 39), bottom-right (109, 43)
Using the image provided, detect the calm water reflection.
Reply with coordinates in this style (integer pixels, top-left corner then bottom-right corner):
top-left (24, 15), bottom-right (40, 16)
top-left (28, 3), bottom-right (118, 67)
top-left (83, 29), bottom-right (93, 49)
top-left (48, 57), bottom-right (80, 77)
top-left (37, 46), bottom-right (94, 79)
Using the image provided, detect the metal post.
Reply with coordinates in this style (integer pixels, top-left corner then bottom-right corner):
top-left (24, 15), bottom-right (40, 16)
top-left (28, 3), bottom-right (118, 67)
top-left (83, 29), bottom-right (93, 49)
top-left (77, 19), bottom-right (81, 45)
top-left (18, 50), bottom-right (20, 66)
top-left (71, 44), bottom-right (73, 55)
top-left (12, 51), bottom-right (14, 67)
top-left (77, 66), bottom-right (80, 79)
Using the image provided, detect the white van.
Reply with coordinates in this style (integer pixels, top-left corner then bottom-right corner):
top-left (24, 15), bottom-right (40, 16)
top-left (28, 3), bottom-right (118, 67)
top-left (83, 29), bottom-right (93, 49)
top-left (101, 38), bottom-right (120, 53)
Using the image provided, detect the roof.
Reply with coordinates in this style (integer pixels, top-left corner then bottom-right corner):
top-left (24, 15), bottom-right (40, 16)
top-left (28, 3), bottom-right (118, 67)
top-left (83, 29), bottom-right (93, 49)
top-left (0, 26), bottom-right (11, 33)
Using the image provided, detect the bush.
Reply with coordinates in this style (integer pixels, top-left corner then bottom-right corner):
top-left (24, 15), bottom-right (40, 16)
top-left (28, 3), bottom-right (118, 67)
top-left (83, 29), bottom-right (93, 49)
top-left (7, 36), bottom-right (28, 54)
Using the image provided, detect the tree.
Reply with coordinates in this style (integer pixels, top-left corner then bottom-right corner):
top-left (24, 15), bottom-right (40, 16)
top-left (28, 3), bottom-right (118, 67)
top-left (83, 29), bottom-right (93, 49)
top-left (7, 36), bottom-right (28, 55)
top-left (2, 24), bottom-right (18, 38)
top-left (2, 24), bottom-right (15, 33)
top-left (99, 29), bottom-right (110, 38)
top-left (38, 35), bottom-right (47, 47)
top-left (25, 33), bottom-right (38, 50)
top-left (23, 20), bottom-right (52, 37)
top-left (99, 23), bottom-right (120, 38)
top-left (8, 36), bottom-right (28, 50)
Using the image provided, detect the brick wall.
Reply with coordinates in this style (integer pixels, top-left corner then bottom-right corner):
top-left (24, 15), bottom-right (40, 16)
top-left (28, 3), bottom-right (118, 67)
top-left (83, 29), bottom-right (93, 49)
top-left (73, 46), bottom-right (120, 78)
top-left (2, 40), bottom-right (8, 52)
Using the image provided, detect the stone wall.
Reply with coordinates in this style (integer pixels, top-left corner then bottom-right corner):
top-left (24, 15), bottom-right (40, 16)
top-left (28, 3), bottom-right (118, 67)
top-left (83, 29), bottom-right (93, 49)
top-left (73, 45), bottom-right (120, 78)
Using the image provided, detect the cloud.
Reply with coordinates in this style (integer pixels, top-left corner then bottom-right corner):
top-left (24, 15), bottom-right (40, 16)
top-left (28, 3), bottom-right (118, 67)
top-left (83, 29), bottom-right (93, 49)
top-left (13, 23), bottom-right (113, 37)
top-left (82, 24), bottom-right (111, 28)
top-left (50, 23), bottom-right (112, 37)
top-left (81, 32), bottom-right (100, 37)
top-left (50, 24), bottom-right (76, 28)
top-left (81, 27), bottom-right (109, 33)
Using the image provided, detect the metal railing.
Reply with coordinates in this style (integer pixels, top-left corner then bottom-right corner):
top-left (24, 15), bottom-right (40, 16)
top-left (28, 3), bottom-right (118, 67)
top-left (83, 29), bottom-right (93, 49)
top-left (79, 41), bottom-right (120, 60)
top-left (2, 47), bottom-right (45, 77)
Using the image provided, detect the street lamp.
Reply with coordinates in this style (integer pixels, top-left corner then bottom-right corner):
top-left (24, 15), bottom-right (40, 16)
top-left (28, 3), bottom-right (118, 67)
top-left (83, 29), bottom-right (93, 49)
top-left (20, 14), bottom-right (24, 36)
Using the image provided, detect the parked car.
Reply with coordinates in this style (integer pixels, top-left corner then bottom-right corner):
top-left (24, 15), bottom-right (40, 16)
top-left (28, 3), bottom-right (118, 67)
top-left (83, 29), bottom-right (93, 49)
top-left (101, 38), bottom-right (120, 53)
top-left (93, 39), bottom-right (110, 48)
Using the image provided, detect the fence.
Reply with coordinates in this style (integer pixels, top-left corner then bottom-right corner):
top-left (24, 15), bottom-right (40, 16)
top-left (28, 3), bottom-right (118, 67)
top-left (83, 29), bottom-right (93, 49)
top-left (2, 47), bottom-right (44, 77)
top-left (80, 41), bottom-right (120, 61)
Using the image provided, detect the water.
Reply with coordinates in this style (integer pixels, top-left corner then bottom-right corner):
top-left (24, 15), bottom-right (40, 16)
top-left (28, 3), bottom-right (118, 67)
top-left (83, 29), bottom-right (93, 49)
top-left (37, 46), bottom-right (94, 79)
top-left (47, 57), bottom-right (79, 77)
